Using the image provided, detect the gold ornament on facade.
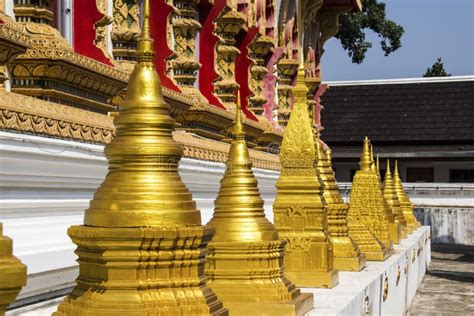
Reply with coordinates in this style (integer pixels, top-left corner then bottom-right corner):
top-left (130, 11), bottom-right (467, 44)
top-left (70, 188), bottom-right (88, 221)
top-left (315, 137), bottom-right (366, 271)
top-left (13, 1), bottom-right (53, 24)
top-left (54, 2), bottom-right (227, 313)
top-left (168, 0), bottom-right (203, 95)
top-left (383, 160), bottom-right (410, 237)
top-left (8, 22), bottom-right (128, 113)
top-left (213, 7), bottom-right (246, 108)
top-left (205, 92), bottom-right (313, 315)
top-left (0, 223), bottom-right (27, 316)
top-left (273, 65), bottom-right (338, 288)
top-left (248, 34), bottom-right (274, 116)
top-left (347, 137), bottom-right (391, 261)
top-left (94, 0), bottom-right (114, 63)
top-left (276, 56), bottom-right (299, 127)
top-left (111, 0), bottom-right (140, 72)
top-left (394, 160), bottom-right (420, 230)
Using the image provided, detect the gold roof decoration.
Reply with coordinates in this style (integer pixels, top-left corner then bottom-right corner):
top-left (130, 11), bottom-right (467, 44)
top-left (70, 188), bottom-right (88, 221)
top-left (8, 21), bottom-right (128, 113)
top-left (347, 137), bottom-right (391, 260)
top-left (393, 160), bottom-right (420, 230)
top-left (0, 12), bottom-right (31, 65)
top-left (273, 63), bottom-right (338, 288)
top-left (383, 160), bottom-right (410, 236)
top-left (205, 92), bottom-right (313, 315)
top-left (54, 1), bottom-right (227, 313)
top-left (0, 223), bottom-right (27, 314)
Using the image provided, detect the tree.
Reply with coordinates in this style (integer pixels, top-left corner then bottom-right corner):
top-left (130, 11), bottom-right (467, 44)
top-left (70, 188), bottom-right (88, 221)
top-left (423, 58), bottom-right (451, 77)
top-left (335, 0), bottom-right (404, 64)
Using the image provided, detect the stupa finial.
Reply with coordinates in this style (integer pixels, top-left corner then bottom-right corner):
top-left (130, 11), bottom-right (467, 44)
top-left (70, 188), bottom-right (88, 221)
top-left (385, 159), bottom-right (392, 178)
top-left (376, 154), bottom-right (381, 179)
top-left (359, 137), bottom-right (372, 171)
top-left (137, 0), bottom-right (153, 62)
top-left (233, 91), bottom-right (245, 139)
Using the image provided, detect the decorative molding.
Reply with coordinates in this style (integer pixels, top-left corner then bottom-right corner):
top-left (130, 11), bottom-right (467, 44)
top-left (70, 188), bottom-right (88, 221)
top-left (0, 91), bottom-right (280, 170)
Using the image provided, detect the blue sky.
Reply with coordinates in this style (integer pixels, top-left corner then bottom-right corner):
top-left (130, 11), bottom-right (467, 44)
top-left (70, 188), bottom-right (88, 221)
top-left (322, 0), bottom-right (474, 81)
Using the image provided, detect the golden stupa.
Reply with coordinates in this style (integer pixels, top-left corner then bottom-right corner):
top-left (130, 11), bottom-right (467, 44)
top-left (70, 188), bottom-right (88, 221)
top-left (54, 1), bottom-right (227, 314)
top-left (383, 160), bottom-right (410, 237)
top-left (273, 65), bottom-right (338, 288)
top-left (374, 152), bottom-right (402, 244)
top-left (394, 160), bottom-right (420, 230)
top-left (205, 93), bottom-right (314, 315)
top-left (315, 137), bottom-right (366, 271)
top-left (0, 223), bottom-right (26, 315)
top-left (347, 137), bottom-right (391, 261)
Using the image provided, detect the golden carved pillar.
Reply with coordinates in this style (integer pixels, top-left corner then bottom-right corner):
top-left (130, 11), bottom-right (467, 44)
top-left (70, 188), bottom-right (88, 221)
top-left (273, 67), bottom-right (338, 288)
top-left (94, 0), bottom-right (114, 61)
top-left (111, 0), bottom-right (140, 72)
top-left (347, 138), bottom-right (391, 261)
top-left (276, 56), bottom-right (298, 127)
top-left (247, 34), bottom-right (274, 116)
top-left (393, 161), bottom-right (421, 230)
top-left (315, 138), bottom-right (366, 271)
top-left (205, 93), bottom-right (314, 315)
top-left (0, 223), bottom-right (27, 315)
top-left (54, 2), bottom-right (227, 314)
top-left (213, 7), bottom-right (245, 108)
top-left (383, 160), bottom-right (410, 237)
top-left (168, 0), bottom-right (202, 94)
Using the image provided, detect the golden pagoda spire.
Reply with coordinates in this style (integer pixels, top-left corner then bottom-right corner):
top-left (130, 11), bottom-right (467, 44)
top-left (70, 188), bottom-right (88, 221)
top-left (374, 151), bottom-right (402, 244)
top-left (55, 1), bottom-right (227, 314)
top-left (0, 223), bottom-right (26, 315)
top-left (273, 61), bottom-right (338, 287)
top-left (393, 161), bottom-right (420, 230)
top-left (347, 137), bottom-right (392, 260)
top-left (370, 144), bottom-right (376, 173)
top-left (315, 136), bottom-right (366, 271)
top-left (206, 92), bottom-right (313, 315)
top-left (376, 154), bottom-right (381, 180)
top-left (384, 160), bottom-right (410, 236)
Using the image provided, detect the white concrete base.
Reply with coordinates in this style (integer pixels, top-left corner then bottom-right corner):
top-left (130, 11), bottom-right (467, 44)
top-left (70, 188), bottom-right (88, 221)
top-left (8, 227), bottom-right (431, 316)
top-left (304, 226), bottom-right (431, 316)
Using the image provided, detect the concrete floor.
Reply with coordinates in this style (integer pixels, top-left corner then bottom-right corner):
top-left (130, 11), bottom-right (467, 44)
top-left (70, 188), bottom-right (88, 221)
top-left (408, 244), bottom-right (474, 315)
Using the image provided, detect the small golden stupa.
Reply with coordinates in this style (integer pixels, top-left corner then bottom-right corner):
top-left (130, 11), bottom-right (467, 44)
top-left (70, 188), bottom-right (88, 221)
top-left (0, 223), bottom-right (26, 315)
top-left (347, 137), bottom-right (391, 261)
top-left (205, 93), bottom-right (314, 315)
top-left (315, 137), bottom-right (366, 271)
top-left (383, 160), bottom-right (410, 237)
top-left (393, 160), bottom-right (420, 230)
top-left (54, 1), bottom-right (227, 314)
top-left (273, 65), bottom-right (339, 288)
top-left (374, 153), bottom-right (402, 244)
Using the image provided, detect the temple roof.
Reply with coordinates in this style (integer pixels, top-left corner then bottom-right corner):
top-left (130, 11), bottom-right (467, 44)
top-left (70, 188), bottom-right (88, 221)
top-left (321, 76), bottom-right (474, 146)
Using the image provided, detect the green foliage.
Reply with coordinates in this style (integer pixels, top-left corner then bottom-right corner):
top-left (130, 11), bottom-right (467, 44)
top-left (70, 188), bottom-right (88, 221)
top-left (423, 58), bottom-right (451, 77)
top-left (335, 0), bottom-right (404, 64)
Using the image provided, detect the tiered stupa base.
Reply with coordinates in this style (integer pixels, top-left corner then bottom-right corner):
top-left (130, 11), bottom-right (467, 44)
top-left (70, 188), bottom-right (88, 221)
top-left (328, 204), bottom-right (366, 271)
top-left (206, 240), bottom-right (314, 316)
top-left (0, 224), bottom-right (27, 315)
top-left (388, 222), bottom-right (402, 244)
top-left (280, 234), bottom-right (339, 288)
top-left (331, 236), bottom-right (367, 271)
top-left (348, 223), bottom-right (390, 261)
top-left (54, 225), bottom-right (227, 316)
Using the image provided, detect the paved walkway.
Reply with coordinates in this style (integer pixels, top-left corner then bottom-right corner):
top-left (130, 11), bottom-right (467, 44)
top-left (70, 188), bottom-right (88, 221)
top-left (408, 244), bottom-right (474, 315)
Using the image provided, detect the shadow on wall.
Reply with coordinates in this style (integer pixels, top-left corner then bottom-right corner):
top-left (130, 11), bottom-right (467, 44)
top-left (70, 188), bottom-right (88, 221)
top-left (415, 208), bottom-right (473, 246)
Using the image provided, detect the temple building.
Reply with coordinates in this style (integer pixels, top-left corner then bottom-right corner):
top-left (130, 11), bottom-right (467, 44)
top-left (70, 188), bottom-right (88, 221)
top-left (320, 76), bottom-right (474, 183)
top-left (0, 0), bottom-right (438, 315)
